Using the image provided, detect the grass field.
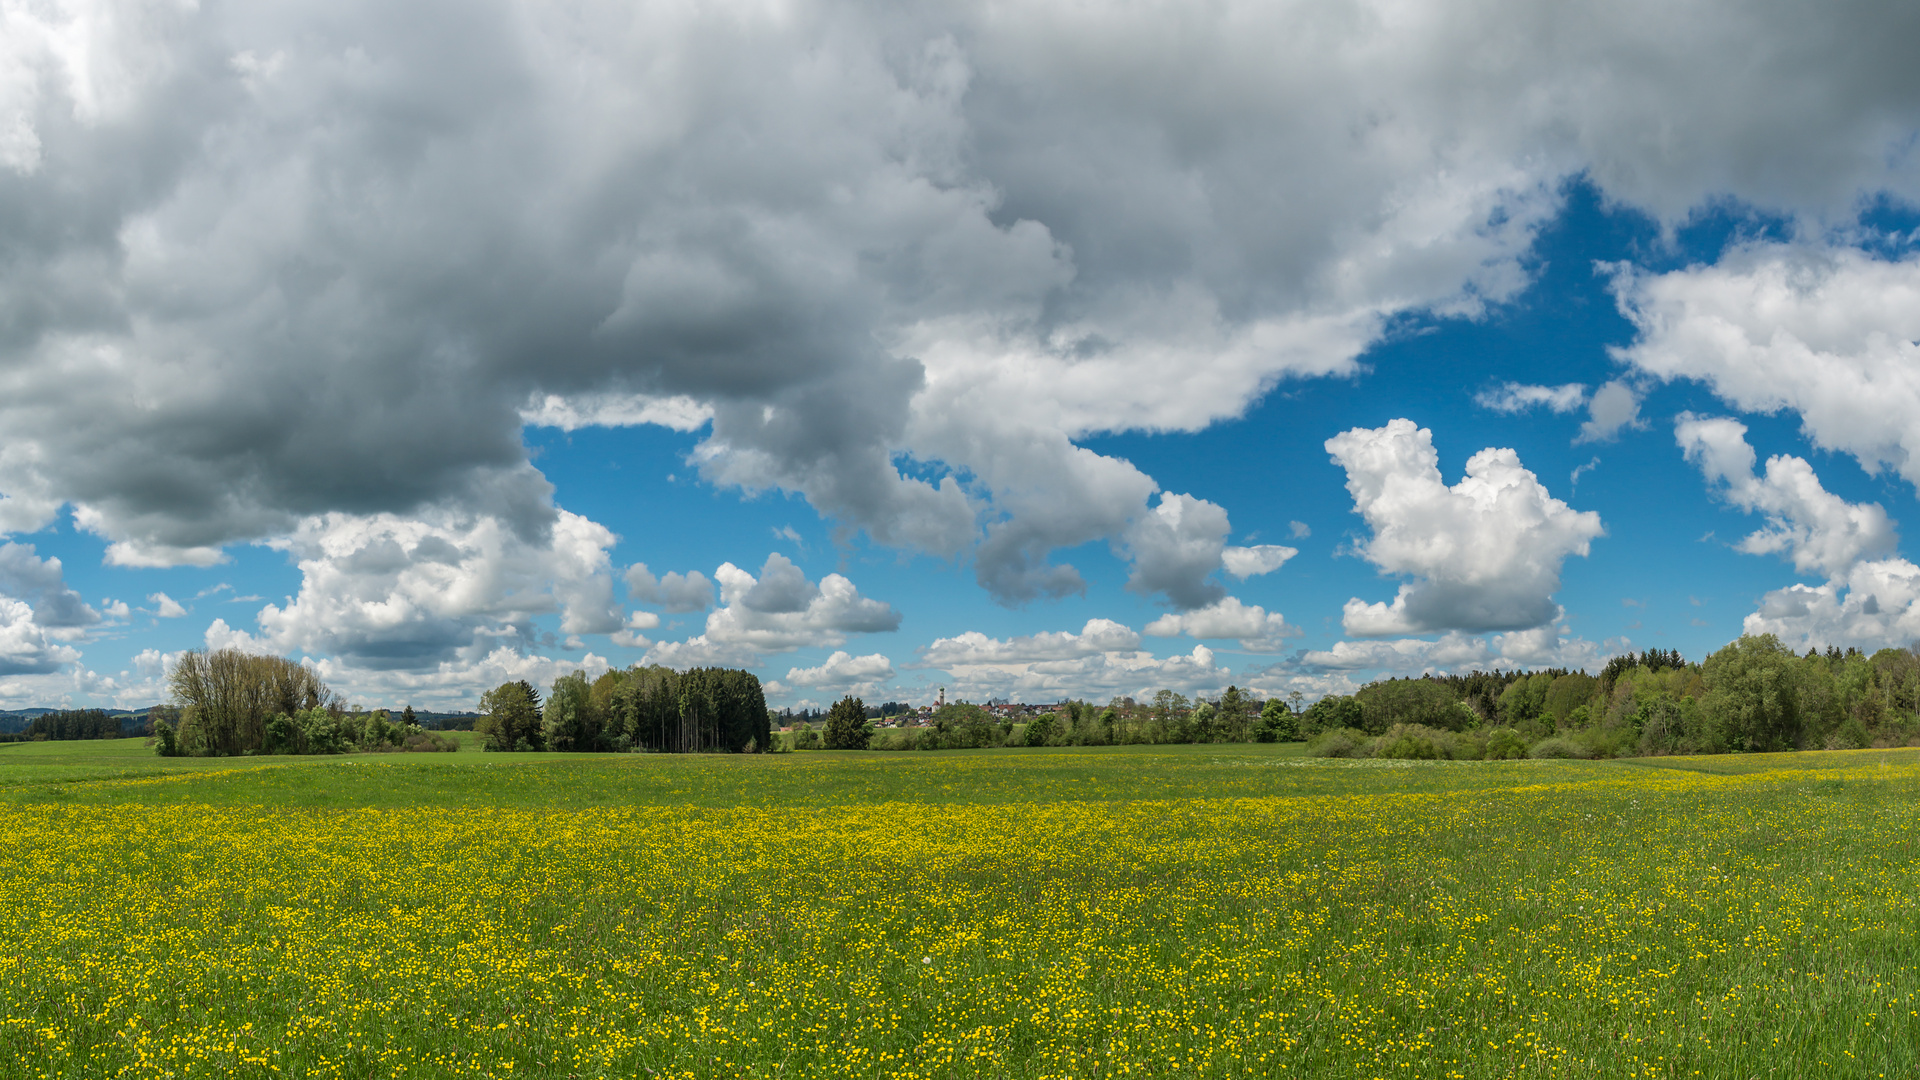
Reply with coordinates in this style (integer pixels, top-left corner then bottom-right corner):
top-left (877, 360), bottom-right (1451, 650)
top-left (1, 739), bottom-right (1917, 1078)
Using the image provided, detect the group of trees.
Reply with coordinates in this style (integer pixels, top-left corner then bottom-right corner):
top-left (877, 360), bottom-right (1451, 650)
top-left (474, 665), bottom-right (770, 754)
top-left (788, 687), bottom-right (1300, 752)
top-left (18, 709), bottom-right (132, 741)
top-left (158, 649), bottom-right (449, 756)
top-left (1303, 636), bottom-right (1920, 759)
top-left (152, 634), bottom-right (1916, 762)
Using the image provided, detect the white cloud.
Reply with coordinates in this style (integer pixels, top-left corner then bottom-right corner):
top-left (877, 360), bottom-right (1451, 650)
top-left (919, 619), bottom-right (1142, 667)
top-left (1475, 382), bottom-right (1588, 414)
top-left (1288, 521), bottom-right (1311, 539)
top-left (783, 651), bottom-right (897, 696)
top-left (1671, 414), bottom-right (1920, 652)
top-left (915, 618), bottom-right (1232, 701)
top-left (0, 597), bottom-right (82, 676)
top-left (1298, 618), bottom-right (1614, 676)
top-left (305, 646), bottom-right (612, 713)
top-left (1614, 246), bottom-right (1920, 488)
top-left (1144, 597), bottom-right (1299, 653)
top-left (520, 392), bottom-right (712, 433)
top-left (624, 564), bottom-right (714, 613)
top-left (641, 553), bottom-right (899, 668)
top-left (1741, 558), bottom-right (1920, 653)
top-left (1327, 419), bottom-right (1604, 636)
top-left (1221, 544), bottom-right (1297, 580)
top-left (146, 592), bottom-right (186, 618)
top-left (100, 599), bottom-right (131, 620)
top-left (1, 0), bottom-right (1912, 618)
top-left (1677, 414), bottom-right (1898, 578)
top-left (225, 508), bottom-right (623, 669)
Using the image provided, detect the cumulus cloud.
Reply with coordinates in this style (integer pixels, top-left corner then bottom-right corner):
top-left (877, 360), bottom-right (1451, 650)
top-left (1476, 382), bottom-right (1588, 414)
top-left (918, 618), bottom-right (1229, 702)
top-left (1677, 414), bottom-right (1898, 578)
top-left (1327, 419), bottom-right (1604, 636)
top-left (309, 646), bottom-right (612, 713)
top-left (1297, 617), bottom-right (1614, 676)
top-left (783, 651), bottom-right (897, 696)
top-left (1673, 414), bottom-right (1920, 651)
top-left (218, 508), bottom-right (622, 669)
top-left (0, 597), bottom-right (82, 676)
top-left (624, 564), bottom-right (714, 614)
top-left (1614, 246), bottom-right (1920, 487)
top-left (641, 553), bottom-right (899, 669)
top-left (1743, 559), bottom-right (1920, 652)
top-left (1222, 545), bottom-right (1297, 580)
top-left (0, 543), bottom-right (99, 632)
top-left (146, 592), bottom-right (186, 618)
top-left (1144, 597), bottom-right (1299, 653)
top-left (919, 619), bottom-right (1141, 667)
top-left (0, 0), bottom-right (1911, 620)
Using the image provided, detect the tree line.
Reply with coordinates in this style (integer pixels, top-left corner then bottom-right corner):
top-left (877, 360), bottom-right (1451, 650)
top-left (1302, 635), bottom-right (1920, 760)
top-left (783, 687), bottom-right (1298, 751)
top-left (157, 649), bottom-right (452, 756)
top-left (474, 665), bottom-right (769, 754)
top-left (0, 709), bottom-right (142, 743)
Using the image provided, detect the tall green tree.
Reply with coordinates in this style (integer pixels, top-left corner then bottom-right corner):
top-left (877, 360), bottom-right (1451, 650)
top-left (1701, 634), bottom-right (1803, 752)
top-left (824, 695), bottom-right (871, 750)
top-left (476, 681), bottom-right (544, 752)
top-left (543, 670), bottom-right (602, 751)
top-left (167, 648), bottom-right (338, 756)
top-left (1255, 698), bottom-right (1297, 742)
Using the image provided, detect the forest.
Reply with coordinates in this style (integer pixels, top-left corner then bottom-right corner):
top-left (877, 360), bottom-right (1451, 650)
top-left (1296, 635), bottom-right (1920, 759)
top-left (472, 665), bottom-right (768, 754)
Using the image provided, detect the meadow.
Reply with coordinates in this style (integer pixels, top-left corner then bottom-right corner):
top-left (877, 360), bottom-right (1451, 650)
top-left (1, 739), bottom-right (1917, 1078)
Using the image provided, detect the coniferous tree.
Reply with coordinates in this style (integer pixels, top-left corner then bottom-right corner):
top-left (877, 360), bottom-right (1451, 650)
top-left (824, 695), bottom-right (871, 750)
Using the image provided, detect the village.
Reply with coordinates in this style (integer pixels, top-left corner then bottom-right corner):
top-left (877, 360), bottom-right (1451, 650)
top-left (774, 689), bottom-right (1138, 733)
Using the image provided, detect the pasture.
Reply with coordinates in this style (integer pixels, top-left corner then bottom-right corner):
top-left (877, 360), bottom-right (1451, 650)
top-left (1, 738), bottom-right (1916, 1077)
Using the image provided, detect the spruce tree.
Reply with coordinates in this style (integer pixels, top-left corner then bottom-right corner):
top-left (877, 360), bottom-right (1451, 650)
top-left (824, 695), bottom-right (871, 750)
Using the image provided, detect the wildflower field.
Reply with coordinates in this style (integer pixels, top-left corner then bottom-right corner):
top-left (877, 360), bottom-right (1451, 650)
top-left (2, 740), bottom-right (1917, 1078)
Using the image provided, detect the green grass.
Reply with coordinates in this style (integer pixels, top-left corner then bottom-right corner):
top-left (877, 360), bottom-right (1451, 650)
top-left (1, 742), bottom-right (1917, 1077)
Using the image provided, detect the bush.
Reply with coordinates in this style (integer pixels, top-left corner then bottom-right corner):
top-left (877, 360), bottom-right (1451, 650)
top-left (868, 728), bottom-right (922, 751)
top-left (1484, 727), bottom-right (1528, 760)
top-left (1305, 728), bottom-right (1370, 758)
top-left (1023, 712), bottom-right (1058, 746)
top-left (1569, 725), bottom-right (1637, 759)
top-left (1528, 736), bottom-right (1592, 760)
top-left (402, 732), bottom-right (459, 753)
top-left (1370, 723), bottom-right (1457, 760)
top-left (1450, 729), bottom-right (1489, 761)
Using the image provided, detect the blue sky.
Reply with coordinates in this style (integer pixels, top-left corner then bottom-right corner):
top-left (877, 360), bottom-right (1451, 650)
top-left (5, 1), bottom-right (1920, 711)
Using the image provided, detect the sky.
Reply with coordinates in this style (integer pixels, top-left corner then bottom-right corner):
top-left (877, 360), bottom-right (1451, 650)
top-left (5, 0), bottom-right (1920, 713)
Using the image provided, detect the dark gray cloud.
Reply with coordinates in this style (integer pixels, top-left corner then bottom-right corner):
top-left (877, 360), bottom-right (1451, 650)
top-left (2, 0), bottom-right (1917, 616)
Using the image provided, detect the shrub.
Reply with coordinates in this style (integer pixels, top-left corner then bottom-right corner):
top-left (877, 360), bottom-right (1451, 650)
top-left (402, 732), bottom-right (459, 753)
top-left (1483, 727), bottom-right (1528, 760)
top-left (1450, 729), bottom-right (1489, 760)
top-left (1370, 723), bottom-right (1456, 760)
top-left (1824, 715), bottom-right (1871, 750)
top-left (1305, 728), bottom-right (1370, 758)
top-left (1569, 725), bottom-right (1637, 759)
top-left (868, 728), bottom-right (922, 751)
top-left (1023, 712), bottom-right (1058, 746)
top-left (1528, 736), bottom-right (1592, 760)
